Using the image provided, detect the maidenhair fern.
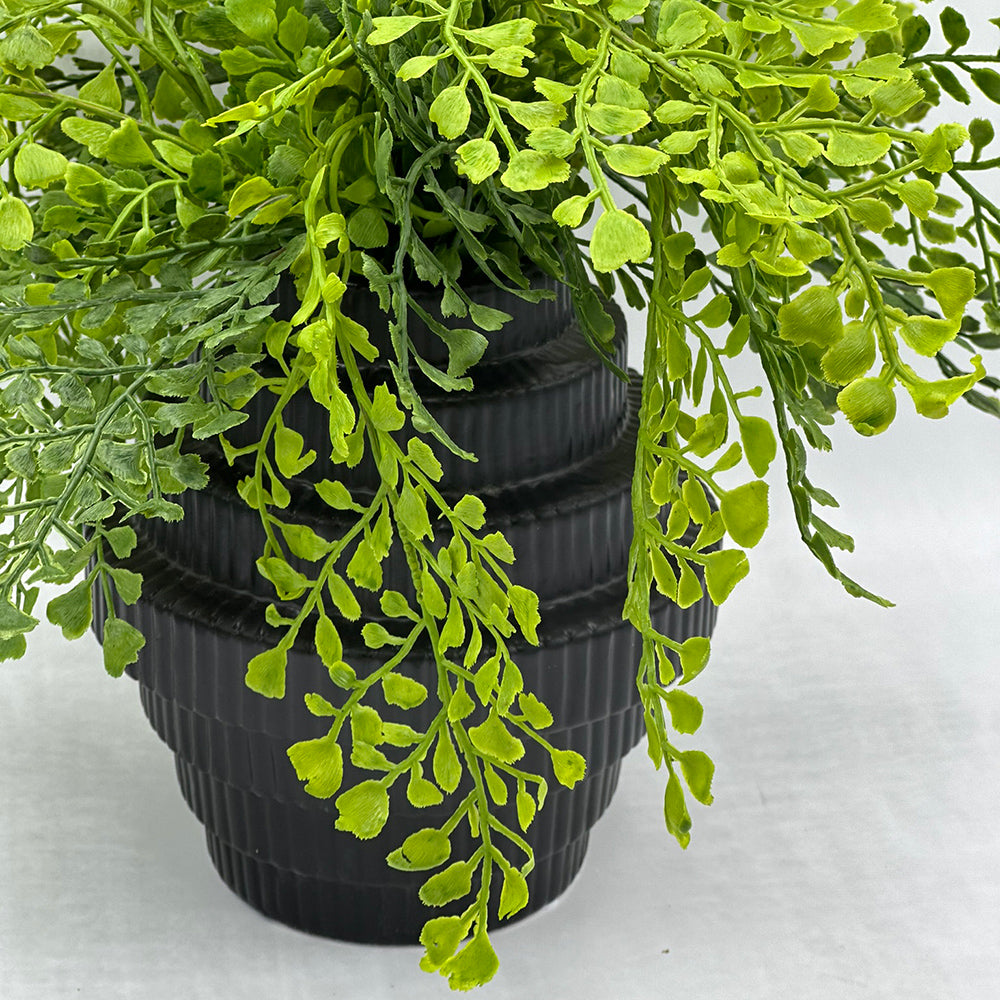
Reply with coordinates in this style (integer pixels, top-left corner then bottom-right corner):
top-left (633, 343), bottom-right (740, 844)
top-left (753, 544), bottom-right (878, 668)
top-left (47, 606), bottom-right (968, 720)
top-left (1, 0), bottom-right (999, 989)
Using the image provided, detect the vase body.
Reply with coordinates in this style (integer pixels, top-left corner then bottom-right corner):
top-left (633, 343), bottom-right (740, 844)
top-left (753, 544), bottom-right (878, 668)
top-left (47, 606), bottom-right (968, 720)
top-left (96, 276), bottom-right (718, 943)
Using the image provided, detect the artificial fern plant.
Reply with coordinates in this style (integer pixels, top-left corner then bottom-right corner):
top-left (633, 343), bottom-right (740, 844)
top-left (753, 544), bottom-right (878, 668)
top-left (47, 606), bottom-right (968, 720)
top-left (1, 0), bottom-right (999, 989)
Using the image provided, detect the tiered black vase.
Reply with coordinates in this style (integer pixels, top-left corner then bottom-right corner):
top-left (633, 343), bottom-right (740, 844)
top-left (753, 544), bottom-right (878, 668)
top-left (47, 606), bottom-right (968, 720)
top-left (96, 275), bottom-right (718, 943)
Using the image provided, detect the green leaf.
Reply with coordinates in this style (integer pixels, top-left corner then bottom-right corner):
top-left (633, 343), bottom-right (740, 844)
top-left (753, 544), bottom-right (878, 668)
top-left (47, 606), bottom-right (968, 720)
top-left (277, 7), bottom-right (310, 53)
top-left (590, 209), bottom-right (651, 271)
top-left (398, 54), bottom-right (441, 81)
top-left (367, 15), bottom-right (423, 45)
top-left (837, 378), bottom-right (897, 435)
top-left (719, 481), bottom-right (768, 548)
top-left (899, 316), bottom-right (957, 357)
top-left (453, 494), bottom-right (486, 529)
top-left (939, 6), bottom-right (969, 49)
top-left (821, 321), bottom-right (876, 385)
top-left (78, 64), bottom-right (122, 111)
top-left (553, 195), bottom-right (592, 227)
top-left (106, 119), bottom-right (154, 166)
top-left (109, 567), bottom-right (142, 605)
top-left (46, 579), bottom-right (92, 640)
top-left (517, 691), bottom-right (553, 729)
top-left (100, 618), bottom-right (145, 678)
top-left (777, 286), bottom-right (843, 348)
top-left (550, 748), bottom-right (586, 788)
top-left (825, 129), bottom-right (891, 167)
top-left (408, 766), bottom-right (444, 807)
top-left (501, 150), bottom-right (570, 192)
top-left (678, 749), bottom-right (715, 805)
top-left (469, 711), bottom-right (524, 763)
top-left (245, 645), bottom-right (287, 698)
top-left (419, 861), bottom-right (474, 906)
top-left (739, 417), bottom-right (776, 477)
top-left (433, 728), bottom-right (462, 793)
top-left (516, 788), bottom-right (537, 830)
top-left (603, 144), bottom-right (668, 177)
top-left (287, 732), bottom-right (343, 798)
top-left (0, 25), bottom-right (54, 69)
top-left (0, 196), bottom-right (33, 251)
top-left (676, 559), bottom-right (704, 608)
top-left (679, 636), bottom-right (711, 683)
top-left (420, 916), bottom-right (468, 971)
top-left (587, 103), bottom-right (650, 134)
top-left (923, 267), bottom-right (976, 320)
top-left (383, 672), bottom-right (428, 708)
top-left (837, 0), bottom-right (897, 32)
top-left (387, 827), bottom-right (451, 872)
top-left (702, 548), bottom-right (750, 604)
top-left (335, 780), bottom-right (390, 840)
top-left (370, 384), bottom-right (405, 431)
top-left (442, 932), bottom-right (500, 991)
top-left (497, 867), bottom-right (529, 920)
top-left (456, 138), bottom-right (500, 183)
top-left (14, 144), bottom-right (68, 189)
top-left (225, 0), bottom-right (277, 41)
top-left (663, 689), bottom-right (703, 735)
top-left (508, 585), bottom-right (540, 644)
top-left (971, 68), bottom-right (1000, 104)
top-left (430, 86), bottom-right (471, 140)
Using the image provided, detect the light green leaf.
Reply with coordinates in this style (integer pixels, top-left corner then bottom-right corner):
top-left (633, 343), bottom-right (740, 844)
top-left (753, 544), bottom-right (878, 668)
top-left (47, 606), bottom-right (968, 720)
top-left (603, 144), bottom-right (668, 176)
top-left (383, 672), bottom-right (428, 708)
top-left (501, 150), bottom-right (570, 192)
top-left (821, 321), bottom-right (876, 385)
top-left (825, 129), bottom-right (892, 167)
top-left (387, 828), bottom-right (451, 871)
top-left (679, 635), bottom-right (711, 683)
top-left (419, 861), bottom-right (474, 905)
top-left (469, 712), bottom-right (525, 763)
top-left (0, 196), bottom-right (33, 251)
top-left (335, 780), bottom-right (390, 839)
top-left (837, 378), bottom-right (897, 435)
top-left (46, 579), bottom-right (92, 640)
top-left (739, 416), bottom-right (776, 477)
top-left (508, 585), bottom-right (540, 644)
top-left (456, 138), bottom-right (500, 183)
top-left (287, 732), bottom-right (343, 798)
top-left (702, 548), bottom-right (750, 604)
top-left (442, 932), bottom-right (500, 992)
top-left (420, 916), bottom-right (468, 971)
top-left (497, 867), bottom-right (529, 920)
top-left (590, 209), bottom-right (651, 271)
top-left (101, 617), bottom-right (145, 678)
top-left (433, 728), bottom-right (462, 793)
top-left (14, 143), bottom-right (68, 189)
top-left (719, 481), bottom-right (769, 548)
top-left (551, 748), bottom-right (586, 788)
top-left (663, 689), bottom-right (703, 734)
top-left (225, 0), bottom-right (277, 41)
top-left (679, 749), bottom-right (715, 805)
top-left (777, 286), bottom-right (843, 348)
top-left (78, 65), bottom-right (122, 111)
top-left (367, 15), bottom-right (423, 45)
top-left (245, 645), bottom-right (287, 698)
top-left (430, 86), bottom-right (471, 140)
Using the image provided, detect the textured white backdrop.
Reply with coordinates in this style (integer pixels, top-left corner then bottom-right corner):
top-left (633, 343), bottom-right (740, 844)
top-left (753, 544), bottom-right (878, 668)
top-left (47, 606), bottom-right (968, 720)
top-left (3, 3), bottom-right (999, 998)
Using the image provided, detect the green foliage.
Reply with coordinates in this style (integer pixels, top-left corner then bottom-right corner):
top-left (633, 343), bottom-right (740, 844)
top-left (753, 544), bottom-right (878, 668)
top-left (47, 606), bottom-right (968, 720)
top-left (1, 0), bottom-right (998, 991)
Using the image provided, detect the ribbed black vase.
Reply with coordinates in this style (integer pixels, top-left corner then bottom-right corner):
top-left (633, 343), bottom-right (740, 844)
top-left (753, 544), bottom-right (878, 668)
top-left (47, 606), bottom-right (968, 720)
top-left (95, 275), bottom-right (718, 943)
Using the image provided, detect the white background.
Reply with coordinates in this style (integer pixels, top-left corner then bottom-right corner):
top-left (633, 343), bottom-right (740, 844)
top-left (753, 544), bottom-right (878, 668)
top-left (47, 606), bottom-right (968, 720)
top-left (2, 3), bottom-right (999, 998)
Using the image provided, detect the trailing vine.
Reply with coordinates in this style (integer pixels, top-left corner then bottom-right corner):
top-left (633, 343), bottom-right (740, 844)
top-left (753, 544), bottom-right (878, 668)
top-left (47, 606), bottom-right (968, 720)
top-left (1, 0), bottom-right (999, 989)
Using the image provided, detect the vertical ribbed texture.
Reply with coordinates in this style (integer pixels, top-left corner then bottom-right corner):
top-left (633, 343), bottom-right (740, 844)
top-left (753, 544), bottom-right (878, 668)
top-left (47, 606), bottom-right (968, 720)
top-left (104, 280), bottom-right (722, 943)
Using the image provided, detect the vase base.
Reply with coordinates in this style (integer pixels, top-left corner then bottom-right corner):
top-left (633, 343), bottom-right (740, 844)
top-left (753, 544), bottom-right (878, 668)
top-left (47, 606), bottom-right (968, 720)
top-left (204, 825), bottom-right (590, 944)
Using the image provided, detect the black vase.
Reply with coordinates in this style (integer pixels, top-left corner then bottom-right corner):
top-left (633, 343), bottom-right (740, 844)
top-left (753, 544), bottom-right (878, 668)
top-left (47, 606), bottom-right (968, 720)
top-left (95, 275), bottom-right (718, 943)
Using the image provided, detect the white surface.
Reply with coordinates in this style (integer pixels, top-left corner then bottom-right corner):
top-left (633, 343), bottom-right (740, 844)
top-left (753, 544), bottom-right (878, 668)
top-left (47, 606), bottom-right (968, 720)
top-left (2, 371), bottom-right (999, 1000)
